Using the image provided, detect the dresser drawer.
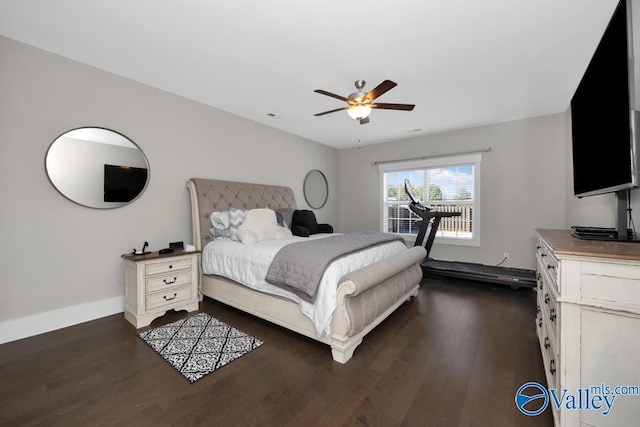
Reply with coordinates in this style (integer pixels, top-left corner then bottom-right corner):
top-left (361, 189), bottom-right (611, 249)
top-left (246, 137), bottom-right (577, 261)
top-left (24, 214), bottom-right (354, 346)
top-left (537, 309), bottom-right (559, 390)
top-left (580, 261), bottom-right (640, 309)
top-left (536, 306), bottom-right (544, 343)
top-left (540, 283), bottom-right (559, 344)
top-left (146, 270), bottom-right (192, 293)
top-left (541, 318), bottom-right (559, 391)
top-left (536, 239), bottom-right (559, 294)
top-left (145, 285), bottom-right (193, 311)
top-left (145, 257), bottom-right (192, 276)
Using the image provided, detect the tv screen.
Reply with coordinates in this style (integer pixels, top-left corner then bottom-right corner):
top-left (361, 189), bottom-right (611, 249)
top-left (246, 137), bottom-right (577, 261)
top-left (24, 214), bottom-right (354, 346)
top-left (570, 0), bottom-right (638, 197)
top-left (104, 164), bottom-right (148, 202)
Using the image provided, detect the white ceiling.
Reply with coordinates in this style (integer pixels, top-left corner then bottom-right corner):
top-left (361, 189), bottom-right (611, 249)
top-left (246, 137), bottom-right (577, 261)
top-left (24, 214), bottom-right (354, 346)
top-left (0, 0), bottom-right (619, 149)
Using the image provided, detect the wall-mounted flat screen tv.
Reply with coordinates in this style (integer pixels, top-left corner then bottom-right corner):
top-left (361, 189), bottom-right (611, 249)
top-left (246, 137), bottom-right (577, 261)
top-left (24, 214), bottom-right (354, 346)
top-left (570, 0), bottom-right (640, 197)
top-left (103, 164), bottom-right (148, 202)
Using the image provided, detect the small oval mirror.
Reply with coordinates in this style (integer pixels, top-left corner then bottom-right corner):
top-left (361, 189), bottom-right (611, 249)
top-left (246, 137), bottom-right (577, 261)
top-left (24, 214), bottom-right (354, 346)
top-left (303, 169), bottom-right (328, 209)
top-left (45, 127), bottom-right (150, 209)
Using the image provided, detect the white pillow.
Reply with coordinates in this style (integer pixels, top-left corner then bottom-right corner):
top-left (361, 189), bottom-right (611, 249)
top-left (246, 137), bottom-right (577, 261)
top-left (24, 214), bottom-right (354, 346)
top-left (238, 208), bottom-right (292, 244)
top-left (210, 211), bottom-right (229, 229)
top-left (210, 211), bottom-right (231, 239)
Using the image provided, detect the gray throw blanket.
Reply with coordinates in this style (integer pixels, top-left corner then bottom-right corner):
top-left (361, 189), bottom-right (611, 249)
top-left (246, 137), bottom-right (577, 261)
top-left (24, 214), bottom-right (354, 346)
top-left (265, 231), bottom-right (403, 301)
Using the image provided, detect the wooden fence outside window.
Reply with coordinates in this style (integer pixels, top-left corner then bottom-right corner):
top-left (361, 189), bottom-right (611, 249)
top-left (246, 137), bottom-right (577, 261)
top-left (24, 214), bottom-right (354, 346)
top-left (387, 203), bottom-right (473, 237)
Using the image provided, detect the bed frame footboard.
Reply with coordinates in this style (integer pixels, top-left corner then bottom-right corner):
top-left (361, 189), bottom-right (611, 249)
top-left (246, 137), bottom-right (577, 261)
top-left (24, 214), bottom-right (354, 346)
top-left (328, 246), bottom-right (426, 363)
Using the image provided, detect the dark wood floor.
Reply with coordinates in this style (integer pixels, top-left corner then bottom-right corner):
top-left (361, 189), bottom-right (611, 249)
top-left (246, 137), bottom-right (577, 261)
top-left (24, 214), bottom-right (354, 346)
top-left (0, 278), bottom-right (553, 426)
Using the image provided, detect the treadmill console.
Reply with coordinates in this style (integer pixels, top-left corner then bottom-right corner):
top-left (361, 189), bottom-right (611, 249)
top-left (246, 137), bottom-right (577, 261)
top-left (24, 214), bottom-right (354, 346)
top-left (404, 179), bottom-right (431, 212)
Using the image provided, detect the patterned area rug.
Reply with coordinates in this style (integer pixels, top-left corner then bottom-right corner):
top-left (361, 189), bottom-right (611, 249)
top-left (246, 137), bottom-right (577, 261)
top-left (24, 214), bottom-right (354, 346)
top-left (138, 312), bottom-right (263, 383)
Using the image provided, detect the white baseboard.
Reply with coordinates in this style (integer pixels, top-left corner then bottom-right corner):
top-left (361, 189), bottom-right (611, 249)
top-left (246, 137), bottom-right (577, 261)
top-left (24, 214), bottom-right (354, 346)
top-left (0, 296), bottom-right (125, 345)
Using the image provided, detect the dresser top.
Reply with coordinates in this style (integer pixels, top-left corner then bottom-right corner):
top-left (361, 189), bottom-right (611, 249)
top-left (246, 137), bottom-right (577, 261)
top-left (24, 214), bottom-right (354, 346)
top-left (536, 229), bottom-right (640, 261)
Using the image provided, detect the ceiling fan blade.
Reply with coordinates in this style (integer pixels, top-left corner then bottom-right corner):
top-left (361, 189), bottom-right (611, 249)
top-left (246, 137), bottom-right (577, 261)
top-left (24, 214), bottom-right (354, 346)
top-left (363, 80), bottom-right (397, 102)
top-left (314, 107), bottom-right (347, 116)
top-left (359, 117), bottom-right (370, 125)
top-left (313, 89), bottom-right (349, 102)
top-left (372, 103), bottom-right (415, 111)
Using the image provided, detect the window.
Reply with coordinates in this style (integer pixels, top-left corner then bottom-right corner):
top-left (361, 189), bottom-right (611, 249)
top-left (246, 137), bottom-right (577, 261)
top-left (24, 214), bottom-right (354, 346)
top-left (379, 153), bottom-right (481, 247)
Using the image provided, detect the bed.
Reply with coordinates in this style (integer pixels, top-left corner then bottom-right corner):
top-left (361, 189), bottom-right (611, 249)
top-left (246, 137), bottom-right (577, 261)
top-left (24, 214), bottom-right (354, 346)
top-left (186, 177), bottom-right (426, 363)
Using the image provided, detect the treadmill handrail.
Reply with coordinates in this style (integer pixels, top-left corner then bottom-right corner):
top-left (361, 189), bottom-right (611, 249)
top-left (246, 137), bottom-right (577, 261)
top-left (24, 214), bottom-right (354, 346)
top-left (409, 202), bottom-right (461, 219)
top-left (408, 202), bottom-right (461, 255)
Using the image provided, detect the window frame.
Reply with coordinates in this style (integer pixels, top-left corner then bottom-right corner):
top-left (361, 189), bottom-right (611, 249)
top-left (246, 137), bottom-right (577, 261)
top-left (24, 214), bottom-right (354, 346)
top-left (378, 153), bottom-right (482, 247)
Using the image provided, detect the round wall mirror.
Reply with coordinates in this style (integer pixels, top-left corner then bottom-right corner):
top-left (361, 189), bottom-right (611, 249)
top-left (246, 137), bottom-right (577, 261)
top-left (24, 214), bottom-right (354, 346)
top-left (45, 127), bottom-right (150, 209)
top-left (303, 169), bottom-right (328, 209)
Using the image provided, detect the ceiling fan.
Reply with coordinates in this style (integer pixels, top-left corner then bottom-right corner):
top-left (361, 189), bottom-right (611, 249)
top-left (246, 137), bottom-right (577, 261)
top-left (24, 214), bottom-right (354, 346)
top-left (313, 79), bottom-right (415, 124)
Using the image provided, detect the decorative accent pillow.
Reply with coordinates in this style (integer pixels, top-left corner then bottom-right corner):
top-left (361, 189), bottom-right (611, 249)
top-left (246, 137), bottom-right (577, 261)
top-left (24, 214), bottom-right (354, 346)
top-left (238, 208), bottom-right (293, 244)
top-left (209, 211), bottom-right (231, 239)
top-left (292, 209), bottom-right (318, 234)
top-left (291, 209), bottom-right (334, 237)
top-left (229, 207), bottom-right (247, 242)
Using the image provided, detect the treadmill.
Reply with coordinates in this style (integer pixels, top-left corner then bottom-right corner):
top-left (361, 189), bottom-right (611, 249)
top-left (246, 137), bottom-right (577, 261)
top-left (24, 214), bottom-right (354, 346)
top-left (404, 180), bottom-right (535, 289)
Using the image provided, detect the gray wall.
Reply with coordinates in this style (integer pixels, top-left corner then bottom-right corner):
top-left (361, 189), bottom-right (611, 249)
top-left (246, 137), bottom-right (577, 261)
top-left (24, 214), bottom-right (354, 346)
top-left (0, 36), bottom-right (338, 341)
top-left (338, 114), bottom-right (568, 269)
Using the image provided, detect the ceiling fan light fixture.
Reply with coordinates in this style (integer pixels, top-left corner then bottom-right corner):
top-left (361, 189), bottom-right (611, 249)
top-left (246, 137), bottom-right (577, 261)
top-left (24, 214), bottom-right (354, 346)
top-left (314, 79), bottom-right (412, 124)
top-left (347, 104), bottom-right (372, 120)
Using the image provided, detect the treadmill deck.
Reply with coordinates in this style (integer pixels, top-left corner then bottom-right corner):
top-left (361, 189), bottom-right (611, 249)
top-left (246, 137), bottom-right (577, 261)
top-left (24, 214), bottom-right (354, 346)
top-left (422, 259), bottom-right (536, 288)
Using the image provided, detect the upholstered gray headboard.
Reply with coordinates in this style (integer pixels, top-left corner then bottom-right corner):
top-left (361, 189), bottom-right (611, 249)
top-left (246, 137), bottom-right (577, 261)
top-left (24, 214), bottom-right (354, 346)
top-left (186, 178), bottom-right (297, 250)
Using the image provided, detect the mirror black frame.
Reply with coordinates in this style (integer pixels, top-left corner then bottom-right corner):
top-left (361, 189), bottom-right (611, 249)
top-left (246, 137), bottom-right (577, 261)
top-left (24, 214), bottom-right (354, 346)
top-left (303, 169), bottom-right (328, 209)
top-left (45, 127), bottom-right (150, 209)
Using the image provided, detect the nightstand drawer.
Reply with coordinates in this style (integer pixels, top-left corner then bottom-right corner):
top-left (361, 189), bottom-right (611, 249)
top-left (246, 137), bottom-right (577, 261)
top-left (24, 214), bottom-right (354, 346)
top-left (145, 257), bottom-right (191, 276)
top-left (146, 271), bottom-right (192, 293)
top-left (146, 285), bottom-right (193, 311)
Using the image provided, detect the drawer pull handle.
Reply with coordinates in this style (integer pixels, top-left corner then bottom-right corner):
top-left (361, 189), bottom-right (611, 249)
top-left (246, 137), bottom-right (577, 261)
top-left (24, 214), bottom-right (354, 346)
top-left (163, 277), bottom-right (177, 285)
top-left (550, 359), bottom-right (556, 375)
top-left (163, 293), bottom-right (177, 301)
top-left (538, 317), bottom-right (542, 328)
top-left (541, 253), bottom-right (546, 257)
top-left (168, 265), bottom-right (173, 269)
top-left (544, 336), bottom-right (550, 349)
top-left (547, 264), bottom-right (555, 270)
top-left (537, 305), bottom-right (540, 314)
top-left (550, 308), bottom-right (556, 322)
top-left (544, 293), bottom-right (550, 304)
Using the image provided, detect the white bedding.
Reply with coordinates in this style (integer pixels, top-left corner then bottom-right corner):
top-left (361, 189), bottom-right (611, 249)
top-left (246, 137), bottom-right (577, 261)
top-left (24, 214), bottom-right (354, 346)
top-left (202, 234), bottom-right (407, 336)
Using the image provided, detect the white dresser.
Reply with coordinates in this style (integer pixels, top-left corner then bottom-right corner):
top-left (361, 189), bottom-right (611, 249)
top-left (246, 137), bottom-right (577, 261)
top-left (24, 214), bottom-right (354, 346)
top-left (535, 229), bottom-right (640, 426)
top-left (123, 250), bottom-right (200, 328)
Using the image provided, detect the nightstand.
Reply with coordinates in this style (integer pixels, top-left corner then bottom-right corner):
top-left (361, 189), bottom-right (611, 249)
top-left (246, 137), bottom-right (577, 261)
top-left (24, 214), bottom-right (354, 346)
top-left (122, 250), bottom-right (201, 328)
